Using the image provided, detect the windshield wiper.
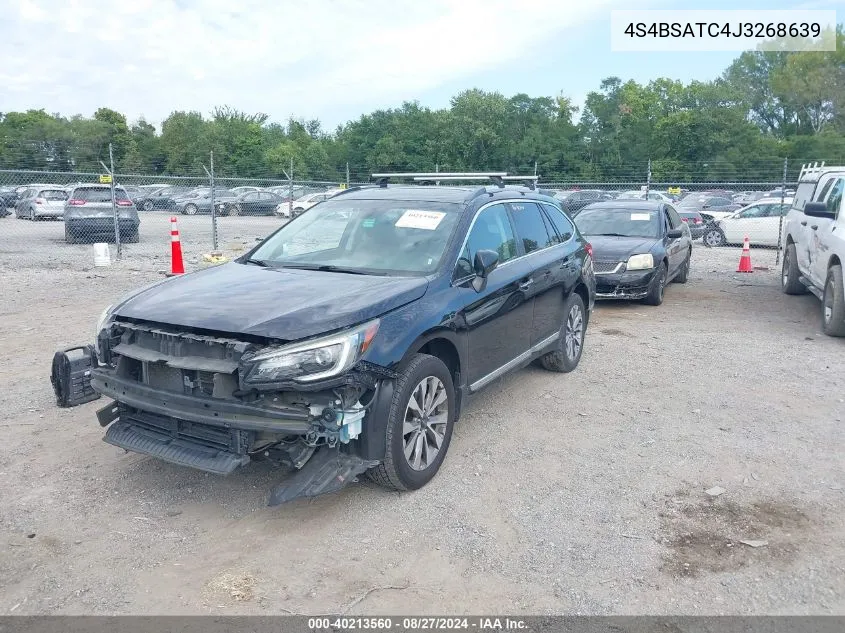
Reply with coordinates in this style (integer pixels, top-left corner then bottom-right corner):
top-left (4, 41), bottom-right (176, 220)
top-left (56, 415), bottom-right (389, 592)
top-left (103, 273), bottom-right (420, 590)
top-left (280, 263), bottom-right (374, 275)
top-left (244, 258), bottom-right (269, 267)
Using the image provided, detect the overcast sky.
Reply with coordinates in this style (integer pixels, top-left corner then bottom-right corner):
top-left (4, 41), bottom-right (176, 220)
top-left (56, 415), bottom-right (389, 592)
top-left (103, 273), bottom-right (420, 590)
top-left (1, 0), bottom-right (839, 131)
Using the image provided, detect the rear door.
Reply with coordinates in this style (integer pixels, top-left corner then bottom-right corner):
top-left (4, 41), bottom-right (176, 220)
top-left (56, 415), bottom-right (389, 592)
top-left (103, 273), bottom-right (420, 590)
top-left (505, 201), bottom-right (566, 349)
top-left (663, 205), bottom-right (686, 275)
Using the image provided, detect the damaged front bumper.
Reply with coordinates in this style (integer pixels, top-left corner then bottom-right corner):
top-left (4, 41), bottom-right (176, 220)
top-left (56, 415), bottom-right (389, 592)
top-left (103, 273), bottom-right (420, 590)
top-left (90, 319), bottom-right (397, 506)
top-left (595, 269), bottom-right (656, 300)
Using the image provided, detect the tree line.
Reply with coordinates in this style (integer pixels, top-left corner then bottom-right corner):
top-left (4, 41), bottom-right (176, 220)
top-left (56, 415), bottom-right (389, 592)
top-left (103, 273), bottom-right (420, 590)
top-left (0, 29), bottom-right (843, 183)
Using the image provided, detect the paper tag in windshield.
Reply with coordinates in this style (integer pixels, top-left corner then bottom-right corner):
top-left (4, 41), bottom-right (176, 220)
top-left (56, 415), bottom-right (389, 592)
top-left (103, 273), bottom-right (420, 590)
top-left (631, 213), bottom-right (652, 221)
top-left (395, 210), bottom-right (445, 230)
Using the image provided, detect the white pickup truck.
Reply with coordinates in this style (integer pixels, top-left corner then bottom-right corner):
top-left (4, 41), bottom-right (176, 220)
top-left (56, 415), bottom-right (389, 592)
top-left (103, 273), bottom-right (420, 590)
top-left (781, 163), bottom-right (845, 336)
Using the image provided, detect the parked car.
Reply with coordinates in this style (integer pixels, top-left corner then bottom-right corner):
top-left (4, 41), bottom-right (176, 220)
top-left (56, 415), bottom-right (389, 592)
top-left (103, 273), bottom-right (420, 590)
top-left (88, 181), bottom-right (595, 505)
top-left (702, 198), bottom-right (792, 247)
top-left (558, 189), bottom-right (614, 216)
top-left (14, 184), bottom-right (61, 218)
top-left (15, 186), bottom-right (68, 220)
top-left (135, 186), bottom-right (193, 211)
top-left (0, 186), bottom-right (21, 213)
top-left (64, 184), bottom-right (140, 244)
top-left (676, 210), bottom-right (707, 239)
top-left (732, 191), bottom-right (766, 205)
top-left (230, 186), bottom-right (264, 196)
top-left (573, 200), bottom-right (692, 305)
top-left (176, 189), bottom-right (238, 215)
top-left (618, 190), bottom-right (675, 203)
top-left (676, 193), bottom-right (742, 220)
top-left (218, 191), bottom-right (287, 216)
top-left (286, 189), bottom-right (344, 218)
top-left (781, 165), bottom-right (845, 336)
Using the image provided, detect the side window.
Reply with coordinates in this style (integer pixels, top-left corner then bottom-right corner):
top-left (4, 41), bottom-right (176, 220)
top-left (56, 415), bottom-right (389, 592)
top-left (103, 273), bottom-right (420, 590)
top-left (666, 206), bottom-right (683, 228)
top-left (509, 202), bottom-right (554, 254)
top-left (815, 178), bottom-right (835, 203)
top-left (541, 203), bottom-right (574, 242)
top-left (737, 205), bottom-right (765, 219)
top-left (456, 204), bottom-right (517, 279)
top-left (824, 178), bottom-right (843, 218)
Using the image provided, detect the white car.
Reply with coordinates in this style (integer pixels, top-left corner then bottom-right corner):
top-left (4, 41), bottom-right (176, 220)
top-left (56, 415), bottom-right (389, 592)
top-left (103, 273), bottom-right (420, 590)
top-left (282, 189), bottom-right (345, 218)
top-left (703, 197), bottom-right (793, 247)
top-left (618, 190), bottom-right (674, 203)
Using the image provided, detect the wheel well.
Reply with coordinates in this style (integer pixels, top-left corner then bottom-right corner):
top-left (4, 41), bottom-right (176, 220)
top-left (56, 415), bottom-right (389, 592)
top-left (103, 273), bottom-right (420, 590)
top-left (416, 338), bottom-right (460, 383)
top-left (830, 255), bottom-right (841, 270)
top-left (573, 282), bottom-right (589, 312)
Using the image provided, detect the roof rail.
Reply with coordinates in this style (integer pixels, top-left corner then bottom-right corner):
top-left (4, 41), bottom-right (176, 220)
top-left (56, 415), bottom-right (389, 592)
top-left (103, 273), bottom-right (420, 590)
top-left (798, 161), bottom-right (827, 181)
top-left (371, 171), bottom-right (508, 187)
top-left (501, 175), bottom-right (540, 190)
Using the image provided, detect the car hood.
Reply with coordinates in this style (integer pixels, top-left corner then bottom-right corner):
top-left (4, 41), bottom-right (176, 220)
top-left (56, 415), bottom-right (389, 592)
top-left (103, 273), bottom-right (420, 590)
top-left (113, 263), bottom-right (430, 341)
top-left (585, 235), bottom-right (657, 261)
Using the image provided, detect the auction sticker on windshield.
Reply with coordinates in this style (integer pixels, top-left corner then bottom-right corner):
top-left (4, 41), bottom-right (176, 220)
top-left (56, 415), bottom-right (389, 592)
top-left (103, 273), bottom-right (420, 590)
top-left (631, 213), bottom-right (653, 221)
top-left (395, 210), bottom-right (446, 230)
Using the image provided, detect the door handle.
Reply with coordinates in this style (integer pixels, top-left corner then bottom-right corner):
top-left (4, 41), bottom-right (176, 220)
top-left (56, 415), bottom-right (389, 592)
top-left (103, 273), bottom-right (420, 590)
top-left (518, 279), bottom-right (534, 292)
top-left (812, 225), bottom-right (818, 230)
top-left (801, 221), bottom-right (807, 226)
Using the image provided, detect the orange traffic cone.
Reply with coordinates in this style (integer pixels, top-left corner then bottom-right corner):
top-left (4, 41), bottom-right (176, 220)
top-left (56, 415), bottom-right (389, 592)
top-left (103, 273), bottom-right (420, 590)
top-left (736, 236), bottom-right (753, 273)
top-left (169, 216), bottom-right (185, 275)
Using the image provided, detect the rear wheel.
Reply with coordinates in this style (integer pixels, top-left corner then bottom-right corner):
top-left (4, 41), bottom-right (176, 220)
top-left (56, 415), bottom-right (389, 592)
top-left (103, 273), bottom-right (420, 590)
top-left (142, 200), bottom-right (154, 212)
top-left (643, 262), bottom-right (667, 306)
top-left (781, 243), bottom-right (807, 295)
top-left (64, 226), bottom-right (78, 244)
top-left (123, 230), bottom-right (140, 244)
top-left (822, 265), bottom-right (845, 337)
top-left (368, 354), bottom-right (456, 492)
top-left (184, 204), bottom-right (198, 216)
top-left (228, 204), bottom-right (240, 217)
top-left (538, 292), bottom-right (586, 373)
top-left (30, 208), bottom-right (36, 221)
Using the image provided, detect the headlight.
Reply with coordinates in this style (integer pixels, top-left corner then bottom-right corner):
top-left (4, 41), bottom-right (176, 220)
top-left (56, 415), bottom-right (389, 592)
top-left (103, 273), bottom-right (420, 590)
top-left (243, 319), bottom-right (380, 384)
top-left (626, 253), bottom-right (654, 270)
top-left (93, 304), bottom-right (114, 356)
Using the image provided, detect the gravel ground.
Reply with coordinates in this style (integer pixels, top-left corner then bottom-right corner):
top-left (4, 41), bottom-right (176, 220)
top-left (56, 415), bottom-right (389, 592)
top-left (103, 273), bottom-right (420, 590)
top-left (0, 216), bottom-right (843, 615)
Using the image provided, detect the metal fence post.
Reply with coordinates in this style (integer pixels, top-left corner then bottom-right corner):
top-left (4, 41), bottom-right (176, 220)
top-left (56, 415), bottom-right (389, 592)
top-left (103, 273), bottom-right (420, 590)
top-left (210, 151), bottom-right (217, 251)
top-left (346, 162), bottom-right (350, 187)
top-left (288, 157), bottom-right (293, 217)
top-left (99, 143), bottom-right (121, 259)
top-left (776, 157), bottom-right (788, 266)
top-left (644, 158), bottom-right (652, 198)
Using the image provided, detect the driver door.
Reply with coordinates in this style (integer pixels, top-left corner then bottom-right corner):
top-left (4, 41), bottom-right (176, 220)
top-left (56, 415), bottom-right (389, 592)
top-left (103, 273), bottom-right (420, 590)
top-left (454, 203), bottom-right (534, 390)
top-left (810, 177), bottom-right (844, 286)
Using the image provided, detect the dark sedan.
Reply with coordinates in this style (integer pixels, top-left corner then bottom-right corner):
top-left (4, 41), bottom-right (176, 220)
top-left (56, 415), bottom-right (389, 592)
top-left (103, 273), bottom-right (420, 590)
top-left (574, 201), bottom-right (692, 305)
top-left (217, 190), bottom-right (286, 216)
top-left (556, 189), bottom-right (614, 216)
top-left (135, 186), bottom-right (194, 211)
top-left (677, 210), bottom-right (706, 239)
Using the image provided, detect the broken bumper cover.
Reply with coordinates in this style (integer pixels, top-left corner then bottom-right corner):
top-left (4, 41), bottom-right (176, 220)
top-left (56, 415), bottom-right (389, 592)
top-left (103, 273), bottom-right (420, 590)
top-left (595, 269), bottom-right (656, 300)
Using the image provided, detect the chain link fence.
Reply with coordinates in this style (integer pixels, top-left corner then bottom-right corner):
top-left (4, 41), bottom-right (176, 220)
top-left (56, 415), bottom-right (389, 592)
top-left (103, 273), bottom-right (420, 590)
top-left (0, 150), bottom-right (805, 273)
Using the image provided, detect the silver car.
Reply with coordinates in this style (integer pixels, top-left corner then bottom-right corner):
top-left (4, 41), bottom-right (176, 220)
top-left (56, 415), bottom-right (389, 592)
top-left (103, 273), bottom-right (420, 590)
top-left (64, 184), bottom-right (141, 244)
top-left (16, 186), bottom-right (69, 220)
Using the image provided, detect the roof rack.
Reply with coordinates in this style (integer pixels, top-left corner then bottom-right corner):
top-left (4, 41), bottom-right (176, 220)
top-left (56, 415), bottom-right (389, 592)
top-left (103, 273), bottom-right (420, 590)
top-left (797, 161), bottom-right (827, 181)
top-left (372, 172), bottom-right (509, 187)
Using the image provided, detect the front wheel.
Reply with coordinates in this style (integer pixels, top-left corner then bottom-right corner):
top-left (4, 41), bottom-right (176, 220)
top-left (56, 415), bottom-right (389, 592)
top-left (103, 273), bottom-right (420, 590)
top-left (228, 204), bottom-right (240, 217)
top-left (643, 262), bottom-right (667, 306)
top-left (142, 201), bottom-right (154, 212)
top-left (703, 227), bottom-right (725, 247)
top-left (822, 265), bottom-right (845, 337)
top-left (367, 354), bottom-right (456, 492)
top-left (538, 292), bottom-right (586, 373)
top-left (781, 243), bottom-right (807, 295)
top-left (183, 204), bottom-right (198, 216)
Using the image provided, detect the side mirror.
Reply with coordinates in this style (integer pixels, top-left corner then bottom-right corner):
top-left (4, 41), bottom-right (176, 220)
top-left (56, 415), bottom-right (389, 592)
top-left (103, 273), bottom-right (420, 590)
top-left (471, 249), bottom-right (498, 293)
top-left (804, 201), bottom-right (835, 219)
top-left (473, 249), bottom-right (499, 278)
top-left (667, 228), bottom-right (683, 239)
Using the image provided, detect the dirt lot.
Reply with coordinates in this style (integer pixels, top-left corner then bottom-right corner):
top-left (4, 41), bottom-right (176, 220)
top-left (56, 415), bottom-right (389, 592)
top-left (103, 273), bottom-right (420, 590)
top-left (1, 216), bottom-right (843, 615)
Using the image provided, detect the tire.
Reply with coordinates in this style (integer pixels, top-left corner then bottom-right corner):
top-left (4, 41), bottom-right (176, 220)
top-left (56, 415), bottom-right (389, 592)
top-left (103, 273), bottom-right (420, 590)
top-left (292, 207), bottom-right (304, 218)
top-left (228, 204), bottom-right (240, 217)
top-left (64, 226), bottom-right (78, 244)
top-left (538, 292), bottom-right (586, 373)
top-left (367, 353), bottom-right (456, 492)
top-left (822, 265), bottom-right (845, 337)
top-left (781, 243), bottom-right (807, 295)
top-left (142, 200), bottom-right (154, 212)
top-left (703, 227), bottom-right (725, 247)
top-left (123, 230), bottom-right (140, 244)
top-left (673, 249), bottom-right (691, 284)
top-left (184, 204), bottom-right (198, 216)
top-left (30, 208), bottom-right (36, 221)
top-left (643, 261), bottom-right (668, 306)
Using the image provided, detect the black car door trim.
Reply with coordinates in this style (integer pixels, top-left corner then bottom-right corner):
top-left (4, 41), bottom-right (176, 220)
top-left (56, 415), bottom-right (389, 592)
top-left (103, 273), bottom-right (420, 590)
top-left (469, 330), bottom-right (560, 392)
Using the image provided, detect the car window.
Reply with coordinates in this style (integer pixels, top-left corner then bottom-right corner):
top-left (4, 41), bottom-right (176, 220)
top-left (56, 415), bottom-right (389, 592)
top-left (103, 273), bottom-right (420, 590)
top-left (737, 204), bottom-right (769, 218)
top-left (707, 197), bottom-right (732, 207)
top-left (824, 178), bottom-right (843, 218)
top-left (71, 187), bottom-right (129, 202)
top-left (815, 178), bottom-right (835, 204)
top-left (39, 189), bottom-right (68, 201)
top-left (666, 206), bottom-right (683, 228)
top-left (508, 202), bottom-right (554, 254)
top-left (575, 207), bottom-right (661, 239)
top-left (541, 203), bottom-right (575, 242)
top-left (456, 204), bottom-right (518, 278)
top-left (243, 192), bottom-right (259, 201)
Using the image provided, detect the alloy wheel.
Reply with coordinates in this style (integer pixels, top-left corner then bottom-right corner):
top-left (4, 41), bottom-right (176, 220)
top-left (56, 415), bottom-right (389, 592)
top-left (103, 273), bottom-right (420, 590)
top-left (402, 376), bottom-right (448, 471)
top-left (564, 304), bottom-right (583, 361)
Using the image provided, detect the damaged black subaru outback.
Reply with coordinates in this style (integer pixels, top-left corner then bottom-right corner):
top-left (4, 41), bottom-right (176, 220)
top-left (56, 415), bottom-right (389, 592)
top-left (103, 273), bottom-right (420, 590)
top-left (91, 176), bottom-right (596, 505)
